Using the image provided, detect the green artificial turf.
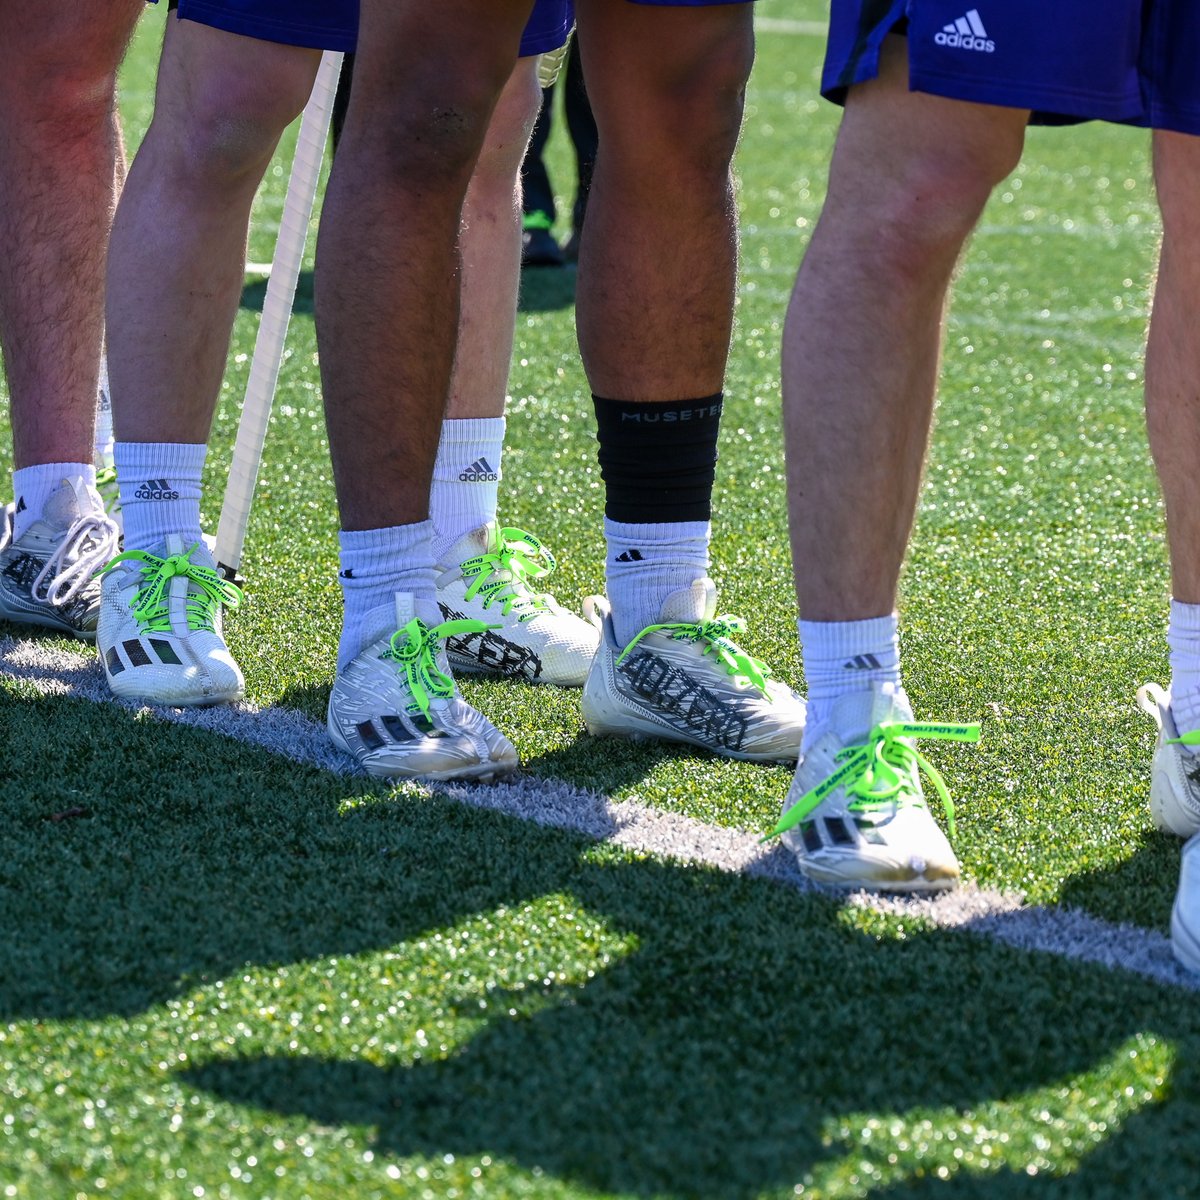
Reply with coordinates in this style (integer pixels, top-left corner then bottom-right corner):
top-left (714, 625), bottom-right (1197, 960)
top-left (1, 2), bottom-right (1197, 1195)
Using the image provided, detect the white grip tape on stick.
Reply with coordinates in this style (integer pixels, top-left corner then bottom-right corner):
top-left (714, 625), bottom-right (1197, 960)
top-left (214, 49), bottom-right (343, 577)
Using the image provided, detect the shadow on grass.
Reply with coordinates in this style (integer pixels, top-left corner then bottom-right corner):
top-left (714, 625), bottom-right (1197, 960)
top-left (2, 690), bottom-right (1198, 1195)
top-left (518, 264), bottom-right (576, 313)
top-left (237, 266), bottom-right (571, 318)
top-left (240, 270), bottom-right (314, 317)
top-left (1058, 832), bottom-right (1181, 932)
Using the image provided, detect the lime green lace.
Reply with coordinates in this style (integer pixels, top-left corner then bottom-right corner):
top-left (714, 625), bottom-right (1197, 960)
top-left (102, 545), bottom-right (242, 634)
top-left (459, 527), bottom-right (557, 623)
top-left (617, 613), bottom-right (773, 696)
top-left (522, 210), bottom-right (554, 232)
top-left (764, 720), bottom-right (981, 842)
top-left (95, 465), bottom-right (120, 514)
top-left (381, 615), bottom-right (493, 716)
top-left (1169, 730), bottom-right (1200, 747)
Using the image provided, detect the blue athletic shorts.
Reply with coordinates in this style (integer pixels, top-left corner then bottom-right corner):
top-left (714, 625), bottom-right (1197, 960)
top-left (166, 0), bottom-right (573, 56)
top-left (823, 0), bottom-right (1200, 135)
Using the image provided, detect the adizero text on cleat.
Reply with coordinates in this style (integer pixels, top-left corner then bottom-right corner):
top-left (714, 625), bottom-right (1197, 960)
top-left (435, 522), bottom-right (598, 687)
top-left (328, 593), bottom-right (519, 781)
top-left (581, 578), bottom-right (806, 762)
top-left (98, 535), bottom-right (244, 706)
top-left (0, 477), bottom-right (119, 640)
top-left (1137, 683), bottom-right (1200, 839)
top-left (770, 682), bottom-right (980, 892)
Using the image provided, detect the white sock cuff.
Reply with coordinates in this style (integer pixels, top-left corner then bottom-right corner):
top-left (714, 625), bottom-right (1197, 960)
top-left (799, 614), bottom-right (899, 661)
top-left (432, 418), bottom-right (506, 481)
top-left (338, 519), bottom-right (433, 566)
top-left (114, 441), bottom-right (207, 480)
top-left (13, 461), bottom-right (96, 493)
top-left (1169, 598), bottom-right (1200, 639)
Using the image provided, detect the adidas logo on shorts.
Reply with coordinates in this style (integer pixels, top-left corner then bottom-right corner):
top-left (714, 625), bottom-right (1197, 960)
top-left (934, 9), bottom-right (995, 53)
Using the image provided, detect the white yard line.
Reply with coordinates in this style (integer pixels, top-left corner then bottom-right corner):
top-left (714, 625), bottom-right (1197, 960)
top-left (3, 635), bottom-right (1195, 992)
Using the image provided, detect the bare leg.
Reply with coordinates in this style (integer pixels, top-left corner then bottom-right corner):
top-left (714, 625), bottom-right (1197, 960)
top-left (449, 55), bottom-right (542, 421)
top-left (573, 0), bottom-right (751, 400)
top-left (0, 2), bottom-right (142, 468)
top-left (107, 19), bottom-right (319, 444)
top-left (316, 1), bottom-right (530, 532)
top-left (1147, 131), bottom-right (1200, 604)
top-left (783, 40), bottom-right (1027, 620)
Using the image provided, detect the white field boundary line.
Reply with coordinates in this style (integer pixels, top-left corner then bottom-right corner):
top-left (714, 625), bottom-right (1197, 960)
top-left (2, 635), bottom-right (1194, 993)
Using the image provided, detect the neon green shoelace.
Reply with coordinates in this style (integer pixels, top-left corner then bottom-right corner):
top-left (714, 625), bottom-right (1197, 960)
top-left (459, 527), bottom-right (557, 623)
top-left (617, 613), bottom-right (773, 696)
top-left (102, 545), bottom-right (242, 634)
top-left (522, 211), bottom-right (554, 232)
top-left (1169, 730), bottom-right (1200, 748)
top-left (764, 720), bottom-right (981, 842)
top-left (381, 615), bottom-right (493, 717)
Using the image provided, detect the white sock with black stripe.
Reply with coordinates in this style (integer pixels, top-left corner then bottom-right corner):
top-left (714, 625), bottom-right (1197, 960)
top-left (114, 441), bottom-right (206, 553)
top-left (430, 417), bottom-right (505, 564)
top-left (799, 614), bottom-right (902, 731)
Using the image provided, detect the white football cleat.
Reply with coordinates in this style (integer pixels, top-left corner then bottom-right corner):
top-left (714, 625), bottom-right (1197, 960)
top-left (0, 476), bottom-right (119, 640)
top-left (772, 682), bottom-right (980, 892)
top-left (98, 535), bottom-right (244, 706)
top-left (581, 578), bottom-right (805, 762)
top-left (435, 523), bottom-right (598, 686)
top-left (328, 593), bottom-right (519, 781)
top-left (1173, 833), bottom-right (1200, 974)
top-left (1137, 683), bottom-right (1200, 838)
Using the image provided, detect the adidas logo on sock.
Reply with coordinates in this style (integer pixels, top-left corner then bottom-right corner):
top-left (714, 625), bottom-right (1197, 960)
top-left (133, 478), bottom-right (180, 501)
top-left (14, 496), bottom-right (26, 514)
top-left (842, 654), bottom-right (882, 671)
top-left (934, 9), bottom-right (994, 52)
top-left (459, 457), bottom-right (499, 482)
top-left (615, 549), bottom-right (644, 563)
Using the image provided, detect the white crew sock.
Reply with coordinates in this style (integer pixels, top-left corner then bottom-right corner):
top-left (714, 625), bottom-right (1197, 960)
top-left (12, 463), bottom-right (98, 539)
top-left (430, 417), bottom-right (505, 564)
top-left (1169, 599), bottom-right (1200, 746)
top-left (604, 517), bottom-right (710, 647)
top-left (337, 520), bottom-right (438, 672)
top-left (95, 356), bottom-right (114, 469)
top-left (799, 614), bottom-right (903, 731)
top-left (114, 442), bottom-right (206, 553)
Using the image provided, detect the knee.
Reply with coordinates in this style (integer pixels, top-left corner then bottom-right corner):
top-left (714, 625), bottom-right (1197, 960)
top-left (1155, 131), bottom-right (1200, 244)
top-left (846, 141), bottom-right (1018, 277)
top-left (603, 32), bottom-right (753, 183)
top-left (475, 60), bottom-right (543, 182)
top-left (155, 73), bottom-right (312, 190)
top-left (351, 74), bottom-right (508, 195)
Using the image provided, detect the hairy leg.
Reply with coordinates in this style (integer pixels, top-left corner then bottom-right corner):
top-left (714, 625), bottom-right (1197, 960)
top-left (0, 2), bottom-right (142, 467)
top-left (1147, 130), bottom-right (1200, 602)
top-left (107, 18), bottom-right (319, 443)
top-left (316, 0), bottom-right (530, 531)
top-left (783, 38), bottom-right (1027, 620)
top-left (573, 0), bottom-right (752, 400)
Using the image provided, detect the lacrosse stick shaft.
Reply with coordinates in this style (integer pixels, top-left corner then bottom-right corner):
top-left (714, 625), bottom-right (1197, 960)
top-left (214, 49), bottom-right (343, 581)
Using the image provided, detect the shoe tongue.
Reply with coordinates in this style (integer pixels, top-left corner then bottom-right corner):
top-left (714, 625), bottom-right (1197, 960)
top-left (39, 476), bottom-right (94, 532)
top-left (830, 682), bottom-right (913, 743)
top-left (444, 522), bottom-right (501, 567)
top-left (391, 592), bottom-right (441, 630)
top-left (657, 578), bottom-right (717, 624)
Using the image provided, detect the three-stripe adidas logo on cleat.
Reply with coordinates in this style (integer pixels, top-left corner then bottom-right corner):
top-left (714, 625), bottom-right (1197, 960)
top-left (934, 8), bottom-right (994, 52)
top-left (105, 637), bottom-right (182, 676)
top-left (459, 458), bottom-right (499, 482)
